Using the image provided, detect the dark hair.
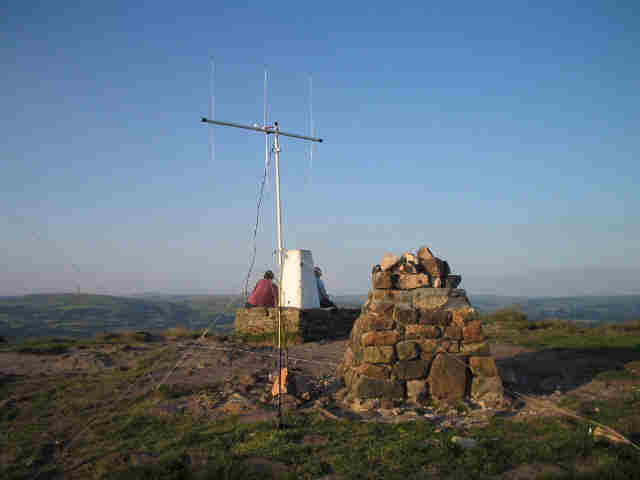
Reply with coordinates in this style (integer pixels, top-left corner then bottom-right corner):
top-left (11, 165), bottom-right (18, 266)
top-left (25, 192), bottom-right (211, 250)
top-left (264, 270), bottom-right (274, 279)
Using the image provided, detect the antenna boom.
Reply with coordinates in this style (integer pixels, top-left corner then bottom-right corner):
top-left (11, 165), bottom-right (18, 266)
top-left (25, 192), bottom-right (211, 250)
top-left (201, 117), bottom-right (323, 143)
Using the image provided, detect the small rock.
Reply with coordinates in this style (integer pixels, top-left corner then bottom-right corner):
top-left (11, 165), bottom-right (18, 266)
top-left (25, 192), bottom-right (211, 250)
top-left (417, 246), bottom-right (434, 260)
top-left (351, 397), bottom-right (379, 412)
top-left (380, 253), bottom-right (400, 271)
top-left (219, 393), bottom-right (255, 415)
top-left (277, 393), bottom-right (300, 411)
top-left (302, 434), bottom-right (329, 446)
top-left (403, 252), bottom-right (420, 266)
top-left (372, 271), bottom-right (393, 289)
top-left (406, 379), bottom-right (428, 403)
top-left (129, 451), bottom-right (158, 466)
top-left (238, 374), bottom-right (255, 386)
top-left (396, 274), bottom-right (431, 290)
top-left (445, 275), bottom-right (462, 288)
top-left (469, 357), bottom-right (499, 377)
top-left (451, 436), bottom-right (478, 449)
top-left (334, 388), bottom-right (348, 401)
top-left (590, 426), bottom-right (632, 445)
top-left (380, 398), bottom-right (394, 409)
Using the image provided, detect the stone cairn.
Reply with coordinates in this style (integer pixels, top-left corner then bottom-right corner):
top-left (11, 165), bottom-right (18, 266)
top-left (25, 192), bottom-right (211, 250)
top-left (338, 246), bottom-right (504, 409)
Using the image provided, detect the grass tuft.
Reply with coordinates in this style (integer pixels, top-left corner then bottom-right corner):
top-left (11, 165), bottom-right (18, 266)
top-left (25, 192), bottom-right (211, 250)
top-left (164, 326), bottom-right (200, 340)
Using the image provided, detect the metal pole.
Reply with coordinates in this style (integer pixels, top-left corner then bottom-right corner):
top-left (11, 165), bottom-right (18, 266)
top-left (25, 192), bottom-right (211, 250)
top-left (274, 123), bottom-right (283, 269)
top-left (272, 124), bottom-right (283, 375)
top-left (274, 121), bottom-right (284, 429)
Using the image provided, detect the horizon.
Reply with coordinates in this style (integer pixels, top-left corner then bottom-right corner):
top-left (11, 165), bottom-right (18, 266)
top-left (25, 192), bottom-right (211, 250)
top-left (4, 279), bottom-right (640, 301)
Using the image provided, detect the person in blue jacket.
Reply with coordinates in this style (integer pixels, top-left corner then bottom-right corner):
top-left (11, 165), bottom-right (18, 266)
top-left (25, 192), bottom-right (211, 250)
top-left (314, 267), bottom-right (336, 309)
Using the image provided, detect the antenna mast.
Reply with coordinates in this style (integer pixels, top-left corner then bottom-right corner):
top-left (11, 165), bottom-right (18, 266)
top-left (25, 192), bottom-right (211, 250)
top-left (202, 77), bottom-right (323, 431)
top-left (200, 119), bottom-right (323, 268)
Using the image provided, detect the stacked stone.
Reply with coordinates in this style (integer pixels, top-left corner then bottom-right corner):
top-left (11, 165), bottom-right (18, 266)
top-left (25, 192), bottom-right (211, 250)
top-left (339, 246), bottom-right (504, 409)
top-left (372, 246), bottom-right (461, 290)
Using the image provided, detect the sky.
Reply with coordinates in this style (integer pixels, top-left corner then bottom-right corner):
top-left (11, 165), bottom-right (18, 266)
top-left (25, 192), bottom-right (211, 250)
top-left (2, 1), bottom-right (639, 297)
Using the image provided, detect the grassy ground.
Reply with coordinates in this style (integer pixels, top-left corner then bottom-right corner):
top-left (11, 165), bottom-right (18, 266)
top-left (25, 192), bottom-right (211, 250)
top-left (2, 322), bottom-right (640, 479)
top-left (6, 401), bottom-right (640, 479)
top-left (232, 331), bottom-right (302, 346)
top-left (482, 308), bottom-right (640, 350)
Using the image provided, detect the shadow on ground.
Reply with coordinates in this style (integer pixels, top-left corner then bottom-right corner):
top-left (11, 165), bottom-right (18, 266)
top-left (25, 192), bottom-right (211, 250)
top-left (495, 345), bottom-right (640, 394)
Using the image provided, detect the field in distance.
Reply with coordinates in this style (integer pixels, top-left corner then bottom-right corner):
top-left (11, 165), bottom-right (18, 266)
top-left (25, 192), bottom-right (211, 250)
top-left (0, 293), bottom-right (242, 340)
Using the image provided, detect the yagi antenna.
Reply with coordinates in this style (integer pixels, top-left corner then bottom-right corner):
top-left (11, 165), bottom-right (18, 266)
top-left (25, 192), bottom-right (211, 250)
top-left (202, 72), bottom-right (324, 433)
top-left (200, 118), bottom-right (323, 270)
top-left (309, 73), bottom-right (314, 185)
top-left (208, 57), bottom-right (215, 163)
top-left (264, 67), bottom-right (270, 190)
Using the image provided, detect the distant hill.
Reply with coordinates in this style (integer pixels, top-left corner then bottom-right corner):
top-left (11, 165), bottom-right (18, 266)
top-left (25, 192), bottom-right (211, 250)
top-left (471, 294), bottom-right (640, 324)
top-left (469, 294), bottom-right (531, 313)
top-left (0, 293), bottom-right (241, 340)
top-left (334, 294), bottom-right (367, 308)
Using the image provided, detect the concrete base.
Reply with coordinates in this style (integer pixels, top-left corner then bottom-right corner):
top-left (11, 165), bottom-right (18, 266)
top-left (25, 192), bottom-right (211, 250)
top-left (235, 307), bottom-right (360, 344)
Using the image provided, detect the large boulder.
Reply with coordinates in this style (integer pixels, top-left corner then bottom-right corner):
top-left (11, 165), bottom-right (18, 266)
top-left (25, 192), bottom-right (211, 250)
top-left (428, 353), bottom-right (468, 403)
top-left (352, 376), bottom-right (405, 400)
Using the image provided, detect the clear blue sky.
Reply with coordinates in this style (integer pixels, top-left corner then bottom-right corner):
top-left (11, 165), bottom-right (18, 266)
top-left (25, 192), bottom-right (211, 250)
top-left (2, 1), bottom-right (639, 297)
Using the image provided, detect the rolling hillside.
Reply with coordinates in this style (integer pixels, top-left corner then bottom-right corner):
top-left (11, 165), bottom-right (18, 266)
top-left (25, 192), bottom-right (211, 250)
top-left (470, 294), bottom-right (640, 324)
top-left (0, 293), bottom-right (239, 340)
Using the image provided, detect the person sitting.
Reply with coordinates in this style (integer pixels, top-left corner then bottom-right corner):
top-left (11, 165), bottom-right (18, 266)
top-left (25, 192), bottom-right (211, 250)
top-left (314, 267), bottom-right (336, 309)
top-left (246, 270), bottom-right (279, 308)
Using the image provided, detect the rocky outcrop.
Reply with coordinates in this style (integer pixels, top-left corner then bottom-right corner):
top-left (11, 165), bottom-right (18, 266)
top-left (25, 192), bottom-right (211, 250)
top-left (339, 247), bottom-right (504, 408)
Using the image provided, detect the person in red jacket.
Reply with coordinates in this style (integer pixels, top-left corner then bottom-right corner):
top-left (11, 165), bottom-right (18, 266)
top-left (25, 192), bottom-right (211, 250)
top-left (246, 270), bottom-right (279, 307)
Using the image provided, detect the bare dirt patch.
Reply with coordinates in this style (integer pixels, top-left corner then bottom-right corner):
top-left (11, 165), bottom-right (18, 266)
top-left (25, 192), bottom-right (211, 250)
top-left (3, 335), bottom-right (639, 433)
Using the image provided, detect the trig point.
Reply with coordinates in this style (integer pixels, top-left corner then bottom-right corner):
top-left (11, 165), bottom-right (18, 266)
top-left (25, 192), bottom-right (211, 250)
top-left (280, 250), bottom-right (320, 308)
top-left (235, 249), bottom-right (359, 343)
